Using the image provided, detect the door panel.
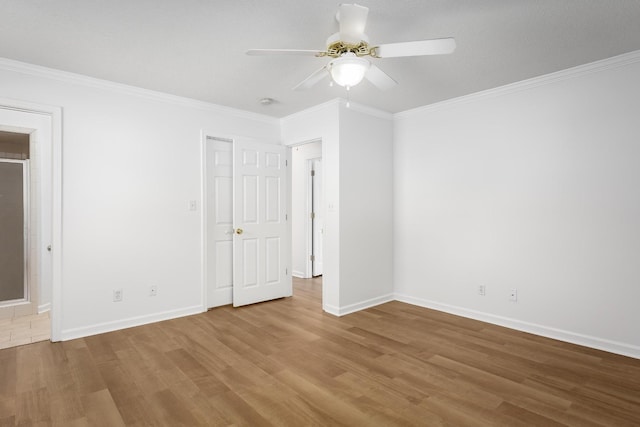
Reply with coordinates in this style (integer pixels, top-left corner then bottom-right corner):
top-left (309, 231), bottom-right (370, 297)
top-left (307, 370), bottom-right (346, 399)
top-left (265, 176), bottom-right (281, 222)
top-left (241, 238), bottom-right (259, 287)
top-left (243, 175), bottom-right (259, 223)
top-left (265, 237), bottom-right (281, 284)
top-left (233, 139), bottom-right (290, 307)
top-left (214, 241), bottom-right (232, 289)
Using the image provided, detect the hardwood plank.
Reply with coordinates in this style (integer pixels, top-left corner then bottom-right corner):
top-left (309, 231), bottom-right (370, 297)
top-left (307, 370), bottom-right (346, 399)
top-left (81, 389), bottom-right (125, 427)
top-left (15, 387), bottom-right (50, 425)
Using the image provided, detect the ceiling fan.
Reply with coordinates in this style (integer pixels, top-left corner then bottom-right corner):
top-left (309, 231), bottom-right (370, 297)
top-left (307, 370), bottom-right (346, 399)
top-left (246, 3), bottom-right (456, 92)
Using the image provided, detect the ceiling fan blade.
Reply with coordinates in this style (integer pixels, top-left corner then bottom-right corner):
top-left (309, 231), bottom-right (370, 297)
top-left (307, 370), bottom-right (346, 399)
top-left (375, 38), bottom-right (456, 58)
top-left (293, 66), bottom-right (330, 91)
top-left (365, 64), bottom-right (397, 91)
top-left (338, 3), bottom-right (369, 44)
top-left (246, 49), bottom-right (325, 56)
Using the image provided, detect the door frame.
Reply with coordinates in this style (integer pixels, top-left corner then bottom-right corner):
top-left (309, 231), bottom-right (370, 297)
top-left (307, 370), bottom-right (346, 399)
top-left (305, 158), bottom-right (313, 278)
top-left (310, 157), bottom-right (323, 277)
top-left (289, 139), bottom-right (323, 279)
top-left (0, 99), bottom-right (62, 341)
top-left (305, 157), bottom-right (323, 278)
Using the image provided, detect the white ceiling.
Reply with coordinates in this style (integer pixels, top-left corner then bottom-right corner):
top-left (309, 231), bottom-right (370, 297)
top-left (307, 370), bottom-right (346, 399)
top-left (2, 0), bottom-right (640, 118)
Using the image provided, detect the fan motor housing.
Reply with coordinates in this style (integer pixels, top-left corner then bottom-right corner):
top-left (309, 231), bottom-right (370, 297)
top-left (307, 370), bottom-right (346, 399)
top-left (322, 41), bottom-right (374, 58)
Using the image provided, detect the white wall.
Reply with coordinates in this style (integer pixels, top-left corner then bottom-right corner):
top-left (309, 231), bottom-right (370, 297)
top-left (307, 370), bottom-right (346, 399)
top-left (282, 101), bottom-right (340, 311)
top-left (394, 52), bottom-right (640, 358)
top-left (0, 59), bottom-right (279, 339)
top-left (282, 100), bottom-right (394, 315)
top-left (291, 141), bottom-right (322, 278)
top-left (338, 104), bottom-right (394, 311)
top-left (8, 49), bottom-right (637, 359)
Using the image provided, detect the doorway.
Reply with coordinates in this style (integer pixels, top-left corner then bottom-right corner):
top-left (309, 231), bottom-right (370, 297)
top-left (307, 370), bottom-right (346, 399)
top-left (0, 101), bottom-right (61, 345)
top-left (203, 135), bottom-right (291, 309)
top-left (0, 130), bottom-right (48, 348)
top-left (310, 158), bottom-right (323, 277)
top-left (291, 140), bottom-right (323, 279)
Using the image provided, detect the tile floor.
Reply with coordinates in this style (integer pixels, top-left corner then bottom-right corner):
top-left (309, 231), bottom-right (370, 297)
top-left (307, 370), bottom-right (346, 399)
top-left (0, 311), bottom-right (50, 350)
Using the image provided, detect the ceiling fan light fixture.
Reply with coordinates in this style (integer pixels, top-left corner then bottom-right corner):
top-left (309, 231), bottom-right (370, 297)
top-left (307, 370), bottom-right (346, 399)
top-left (329, 52), bottom-right (370, 88)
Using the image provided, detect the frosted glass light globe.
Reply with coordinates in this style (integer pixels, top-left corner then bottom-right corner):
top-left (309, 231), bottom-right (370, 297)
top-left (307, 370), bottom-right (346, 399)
top-left (329, 52), bottom-right (370, 88)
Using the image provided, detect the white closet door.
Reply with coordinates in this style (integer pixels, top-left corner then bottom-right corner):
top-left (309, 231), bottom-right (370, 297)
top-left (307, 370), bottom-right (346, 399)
top-left (232, 139), bottom-right (290, 306)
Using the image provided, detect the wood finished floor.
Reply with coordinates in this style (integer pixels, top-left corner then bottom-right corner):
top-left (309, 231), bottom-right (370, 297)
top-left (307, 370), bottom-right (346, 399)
top-left (1, 277), bottom-right (639, 426)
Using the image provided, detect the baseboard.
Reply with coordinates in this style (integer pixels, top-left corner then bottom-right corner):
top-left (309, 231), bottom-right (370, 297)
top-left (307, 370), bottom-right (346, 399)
top-left (38, 302), bottom-right (51, 314)
top-left (292, 270), bottom-right (306, 278)
top-left (395, 293), bottom-right (640, 360)
top-left (323, 303), bottom-right (340, 316)
top-left (60, 305), bottom-right (203, 341)
top-left (323, 293), bottom-right (395, 317)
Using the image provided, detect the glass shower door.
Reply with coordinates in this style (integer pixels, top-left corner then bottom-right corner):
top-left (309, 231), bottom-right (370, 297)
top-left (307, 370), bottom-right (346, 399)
top-left (0, 160), bottom-right (28, 304)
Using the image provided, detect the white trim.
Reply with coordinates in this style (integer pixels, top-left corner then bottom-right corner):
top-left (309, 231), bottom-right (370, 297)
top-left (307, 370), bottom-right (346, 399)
top-left (22, 160), bottom-right (30, 305)
top-left (0, 57), bottom-right (277, 125)
top-left (280, 98), bottom-right (393, 124)
top-left (200, 130), bottom-right (208, 312)
top-left (50, 105), bottom-right (63, 342)
top-left (395, 293), bottom-right (640, 360)
top-left (338, 99), bottom-right (394, 120)
top-left (396, 49), bottom-right (640, 118)
top-left (323, 293), bottom-right (395, 317)
top-left (281, 99), bottom-right (341, 124)
top-left (38, 302), bottom-right (51, 313)
top-left (323, 303), bottom-right (340, 317)
top-left (286, 137), bottom-right (322, 148)
top-left (292, 270), bottom-right (306, 278)
top-left (60, 305), bottom-right (203, 341)
top-left (304, 158), bottom-right (314, 279)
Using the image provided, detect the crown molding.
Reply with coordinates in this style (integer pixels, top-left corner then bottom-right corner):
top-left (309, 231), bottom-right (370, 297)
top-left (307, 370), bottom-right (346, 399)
top-left (280, 97), bottom-right (393, 125)
top-left (0, 57), bottom-right (278, 125)
top-left (280, 98), bottom-right (341, 124)
top-left (396, 49), bottom-right (640, 119)
top-left (338, 98), bottom-right (393, 120)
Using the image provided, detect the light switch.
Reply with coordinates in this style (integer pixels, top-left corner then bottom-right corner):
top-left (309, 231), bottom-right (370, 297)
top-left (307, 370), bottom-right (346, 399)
top-left (189, 200), bottom-right (197, 211)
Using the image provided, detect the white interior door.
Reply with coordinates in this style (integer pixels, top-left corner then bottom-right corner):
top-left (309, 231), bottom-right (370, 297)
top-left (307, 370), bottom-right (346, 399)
top-left (232, 139), bottom-right (291, 307)
top-left (205, 138), bottom-right (233, 308)
top-left (311, 159), bottom-right (323, 276)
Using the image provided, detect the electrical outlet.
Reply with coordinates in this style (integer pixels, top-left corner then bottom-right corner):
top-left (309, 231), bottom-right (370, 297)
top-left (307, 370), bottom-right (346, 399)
top-left (149, 285), bottom-right (158, 297)
top-left (478, 285), bottom-right (486, 296)
top-left (113, 288), bottom-right (123, 302)
top-left (509, 288), bottom-right (517, 302)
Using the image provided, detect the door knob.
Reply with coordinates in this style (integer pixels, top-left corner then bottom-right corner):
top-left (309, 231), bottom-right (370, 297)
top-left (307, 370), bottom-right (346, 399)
top-left (235, 228), bottom-right (244, 235)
